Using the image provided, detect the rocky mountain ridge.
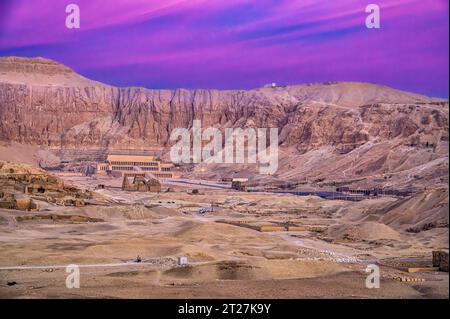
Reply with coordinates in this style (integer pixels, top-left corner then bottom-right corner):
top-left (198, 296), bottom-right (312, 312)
top-left (0, 56), bottom-right (448, 189)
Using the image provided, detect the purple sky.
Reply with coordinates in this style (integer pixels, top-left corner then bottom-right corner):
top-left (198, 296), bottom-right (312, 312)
top-left (0, 0), bottom-right (448, 97)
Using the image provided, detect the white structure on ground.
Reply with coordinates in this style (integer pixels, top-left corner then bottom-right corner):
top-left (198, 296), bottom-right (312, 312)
top-left (178, 256), bottom-right (188, 266)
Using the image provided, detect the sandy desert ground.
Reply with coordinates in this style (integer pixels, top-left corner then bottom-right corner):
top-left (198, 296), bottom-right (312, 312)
top-left (0, 173), bottom-right (448, 299)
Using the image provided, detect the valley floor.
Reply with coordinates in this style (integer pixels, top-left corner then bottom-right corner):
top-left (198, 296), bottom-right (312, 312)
top-left (0, 175), bottom-right (448, 298)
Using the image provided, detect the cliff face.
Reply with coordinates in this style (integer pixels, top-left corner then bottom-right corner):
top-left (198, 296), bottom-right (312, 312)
top-left (0, 56), bottom-right (448, 188)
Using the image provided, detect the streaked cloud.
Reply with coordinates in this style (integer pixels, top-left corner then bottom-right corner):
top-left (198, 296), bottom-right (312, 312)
top-left (0, 0), bottom-right (448, 97)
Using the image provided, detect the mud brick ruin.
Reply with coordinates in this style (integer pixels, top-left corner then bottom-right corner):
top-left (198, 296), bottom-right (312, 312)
top-left (121, 172), bottom-right (162, 193)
